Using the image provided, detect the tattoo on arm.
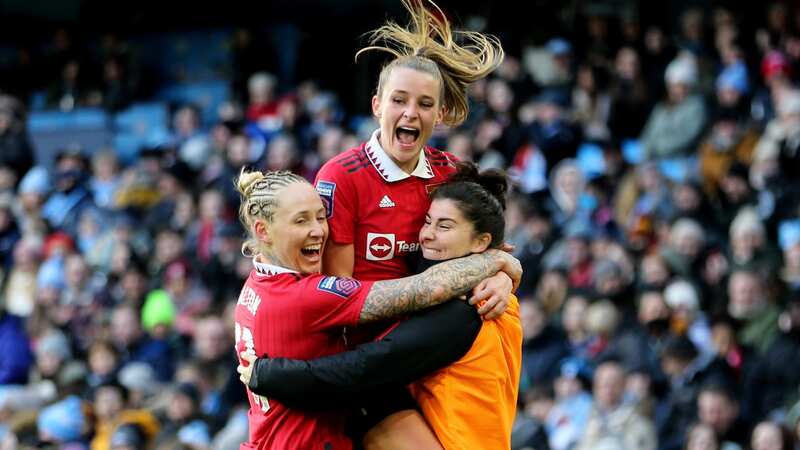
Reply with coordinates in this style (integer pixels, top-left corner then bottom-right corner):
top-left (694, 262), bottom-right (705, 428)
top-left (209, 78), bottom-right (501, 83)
top-left (358, 252), bottom-right (499, 323)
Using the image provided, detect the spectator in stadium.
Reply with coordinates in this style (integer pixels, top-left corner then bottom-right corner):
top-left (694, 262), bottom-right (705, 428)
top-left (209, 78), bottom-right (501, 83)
top-left (513, 385), bottom-right (554, 450)
top-left (779, 220), bottom-right (800, 290)
top-left (0, 299), bottom-right (33, 388)
top-left (750, 421), bottom-right (794, 450)
top-left (684, 422), bottom-right (735, 450)
top-left (608, 289), bottom-right (671, 378)
top-left (698, 112), bottom-right (757, 201)
top-left (657, 336), bottom-right (733, 450)
top-left (664, 279), bottom-right (714, 356)
top-left (2, 237), bottom-right (42, 317)
top-left (575, 359), bottom-right (656, 450)
top-left (748, 292), bottom-right (800, 419)
top-left (661, 218), bottom-right (706, 283)
top-left (560, 292), bottom-right (591, 358)
top-left (526, 91), bottom-right (581, 176)
top-left (520, 296), bottom-right (570, 388)
top-left (90, 380), bottom-right (160, 450)
top-left (88, 150), bottom-right (122, 210)
top-left (640, 54), bottom-right (707, 161)
top-left (751, 51), bottom-right (793, 127)
top-left (154, 382), bottom-right (211, 449)
top-left (0, 95), bottom-right (34, 185)
top-left (546, 357), bottom-right (594, 450)
top-left (42, 148), bottom-right (95, 238)
top-left (36, 395), bottom-right (91, 448)
top-left (572, 63), bottom-right (611, 142)
top-left (607, 46), bottom-right (652, 142)
top-left (727, 207), bottom-right (780, 275)
top-left (727, 269), bottom-right (780, 354)
top-left (246, 72), bottom-right (279, 124)
top-left (109, 304), bottom-right (174, 382)
top-left (696, 385), bottom-right (751, 450)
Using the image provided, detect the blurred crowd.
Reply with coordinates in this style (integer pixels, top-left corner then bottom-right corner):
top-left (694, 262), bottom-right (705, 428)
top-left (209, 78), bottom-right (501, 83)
top-left (2, 1), bottom-right (800, 450)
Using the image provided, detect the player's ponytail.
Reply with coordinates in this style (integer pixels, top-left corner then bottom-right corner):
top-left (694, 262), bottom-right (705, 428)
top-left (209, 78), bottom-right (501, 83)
top-left (234, 169), bottom-right (309, 257)
top-left (357, 0), bottom-right (504, 127)
top-left (433, 162), bottom-right (507, 248)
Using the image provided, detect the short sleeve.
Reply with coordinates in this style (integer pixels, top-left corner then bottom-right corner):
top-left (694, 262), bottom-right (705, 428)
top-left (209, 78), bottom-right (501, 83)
top-left (299, 275), bottom-right (374, 330)
top-left (315, 160), bottom-right (357, 245)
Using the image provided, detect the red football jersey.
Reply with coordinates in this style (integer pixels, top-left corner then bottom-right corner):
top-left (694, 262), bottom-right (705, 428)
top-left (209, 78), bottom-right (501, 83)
top-left (315, 130), bottom-right (457, 281)
top-left (235, 259), bottom-right (374, 450)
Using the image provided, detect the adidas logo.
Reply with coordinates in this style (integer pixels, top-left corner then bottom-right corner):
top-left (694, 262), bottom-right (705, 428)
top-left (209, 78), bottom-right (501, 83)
top-left (379, 195), bottom-right (396, 208)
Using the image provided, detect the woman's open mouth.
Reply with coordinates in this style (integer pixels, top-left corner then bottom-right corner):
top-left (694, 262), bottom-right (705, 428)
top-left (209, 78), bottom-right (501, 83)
top-left (301, 244), bottom-right (322, 259)
top-left (396, 126), bottom-right (420, 148)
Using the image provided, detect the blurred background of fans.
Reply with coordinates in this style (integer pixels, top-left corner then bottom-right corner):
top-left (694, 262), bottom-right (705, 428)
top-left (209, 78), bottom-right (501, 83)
top-left (2, 1), bottom-right (800, 449)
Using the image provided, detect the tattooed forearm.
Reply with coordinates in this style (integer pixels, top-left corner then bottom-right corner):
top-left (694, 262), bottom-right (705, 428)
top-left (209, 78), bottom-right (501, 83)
top-left (358, 252), bottom-right (501, 323)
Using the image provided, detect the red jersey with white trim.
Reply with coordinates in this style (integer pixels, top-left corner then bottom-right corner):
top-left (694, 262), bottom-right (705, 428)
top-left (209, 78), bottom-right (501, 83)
top-left (235, 259), bottom-right (374, 450)
top-left (315, 130), bottom-right (457, 281)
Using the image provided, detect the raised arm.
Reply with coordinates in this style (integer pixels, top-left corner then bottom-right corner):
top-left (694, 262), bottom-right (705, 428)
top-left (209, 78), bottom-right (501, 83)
top-left (240, 300), bottom-right (482, 410)
top-left (358, 249), bottom-right (520, 323)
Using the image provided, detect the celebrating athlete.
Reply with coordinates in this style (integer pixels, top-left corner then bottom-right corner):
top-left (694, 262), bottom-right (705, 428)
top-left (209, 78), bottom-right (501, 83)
top-left (239, 163), bottom-right (523, 449)
top-left (232, 169), bottom-right (520, 449)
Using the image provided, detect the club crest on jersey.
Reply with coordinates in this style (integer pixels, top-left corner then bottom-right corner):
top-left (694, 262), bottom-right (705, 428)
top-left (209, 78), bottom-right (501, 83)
top-left (366, 232), bottom-right (395, 261)
top-left (316, 180), bottom-right (336, 218)
top-left (317, 276), bottom-right (361, 298)
top-left (425, 182), bottom-right (445, 195)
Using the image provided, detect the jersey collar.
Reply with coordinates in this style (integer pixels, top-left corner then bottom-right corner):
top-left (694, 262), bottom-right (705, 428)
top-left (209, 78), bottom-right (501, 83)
top-left (253, 256), bottom-right (298, 277)
top-left (365, 129), bottom-right (434, 182)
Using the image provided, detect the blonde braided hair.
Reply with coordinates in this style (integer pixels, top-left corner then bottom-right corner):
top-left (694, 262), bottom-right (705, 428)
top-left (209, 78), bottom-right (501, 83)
top-left (235, 169), bottom-right (309, 257)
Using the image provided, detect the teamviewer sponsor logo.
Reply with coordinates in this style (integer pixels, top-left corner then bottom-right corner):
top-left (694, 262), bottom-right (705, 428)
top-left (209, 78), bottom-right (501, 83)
top-left (366, 233), bottom-right (395, 261)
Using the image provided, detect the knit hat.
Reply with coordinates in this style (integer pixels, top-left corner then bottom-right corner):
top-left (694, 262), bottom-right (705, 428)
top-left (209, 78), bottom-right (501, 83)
top-left (18, 166), bottom-right (50, 195)
top-left (664, 279), bottom-right (700, 311)
top-left (36, 330), bottom-right (72, 361)
top-left (118, 362), bottom-right (159, 396)
top-left (779, 220), bottom-right (800, 251)
top-left (141, 290), bottom-right (176, 332)
top-left (177, 420), bottom-right (211, 448)
top-left (36, 257), bottom-right (66, 291)
top-left (110, 424), bottom-right (147, 449)
top-left (761, 51), bottom-right (791, 79)
top-left (37, 396), bottom-right (85, 442)
top-left (716, 62), bottom-right (750, 94)
top-left (546, 38), bottom-right (572, 56)
top-left (665, 55), bottom-right (698, 85)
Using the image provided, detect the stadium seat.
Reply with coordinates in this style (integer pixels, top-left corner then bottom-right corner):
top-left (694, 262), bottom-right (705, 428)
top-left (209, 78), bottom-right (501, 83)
top-left (157, 80), bottom-right (230, 126)
top-left (27, 109), bottom-right (113, 169)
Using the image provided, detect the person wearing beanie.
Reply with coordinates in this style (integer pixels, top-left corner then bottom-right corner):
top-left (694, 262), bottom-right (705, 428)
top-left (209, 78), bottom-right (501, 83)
top-left (37, 395), bottom-right (88, 445)
top-left (140, 289), bottom-right (176, 339)
top-left (779, 220), bottom-right (800, 289)
top-left (109, 423), bottom-right (147, 450)
top-left (545, 357), bottom-right (594, 450)
top-left (640, 53), bottom-right (708, 161)
top-left (752, 51), bottom-right (794, 127)
top-left (15, 166), bottom-right (50, 236)
top-left (663, 279), bottom-right (714, 356)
